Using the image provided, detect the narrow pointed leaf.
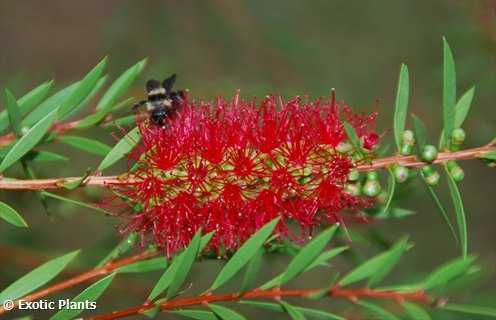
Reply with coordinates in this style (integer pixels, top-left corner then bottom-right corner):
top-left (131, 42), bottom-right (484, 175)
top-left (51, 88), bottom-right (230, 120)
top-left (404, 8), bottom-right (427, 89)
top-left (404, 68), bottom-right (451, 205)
top-left (170, 310), bottom-right (218, 320)
top-left (280, 225), bottom-right (338, 285)
top-left (439, 86), bottom-right (475, 148)
top-left (368, 237), bottom-right (409, 287)
top-left (339, 237), bottom-right (409, 287)
top-left (412, 114), bottom-right (428, 155)
top-left (209, 304), bottom-right (246, 320)
top-left (117, 257), bottom-right (167, 273)
top-left (239, 301), bottom-right (345, 320)
top-left (0, 201), bottom-right (28, 227)
top-left (343, 121), bottom-right (364, 157)
top-left (41, 191), bottom-right (109, 214)
top-left (441, 303), bottom-right (496, 318)
top-left (58, 135), bottom-right (112, 156)
top-left (357, 301), bottom-right (400, 320)
top-left (96, 233), bottom-right (138, 267)
top-left (393, 63), bottom-right (409, 149)
top-left (5, 90), bottom-right (22, 137)
top-left (442, 37), bottom-right (456, 147)
top-left (148, 232), bottom-right (214, 301)
top-left (240, 248), bottom-right (263, 292)
top-left (305, 246), bottom-right (348, 270)
top-left (403, 302), bottom-right (431, 320)
top-left (210, 218), bottom-right (279, 291)
top-left (98, 126), bottom-right (140, 171)
top-left (49, 273), bottom-right (115, 320)
top-left (21, 82), bottom-right (78, 128)
top-left (0, 250), bottom-right (80, 301)
top-left (380, 169), bottom-right (396, 216)
top-left (104, 114), bottom-right (136, 127)
top-left (61, 76), bottom-right (108, 120)
top-left (0, 81), bottom-right (53, 132)
top-left (280, 301), bottom-right (306, 320)
top-left (166, 231), bottom-right (202, 299)
top-left (423, 256), bottom-right (476, 290)
top-left (58, 57), bottom-right (108, 118)
top-left (97, 59), bottom-right (147, 111)
top-left (0, 108), bottom-right (58, 172)
top-left (423, 180), bottom-right (458, 242)
top-left (27, 151), bottom-right (68, 162)
top-left (445, 168), bottom-right (468, 257)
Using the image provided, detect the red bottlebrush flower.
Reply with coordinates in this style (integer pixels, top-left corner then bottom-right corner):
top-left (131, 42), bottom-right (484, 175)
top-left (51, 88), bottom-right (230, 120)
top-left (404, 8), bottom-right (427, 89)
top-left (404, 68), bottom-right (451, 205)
top-left (113, 92), bottom-right (379, 255)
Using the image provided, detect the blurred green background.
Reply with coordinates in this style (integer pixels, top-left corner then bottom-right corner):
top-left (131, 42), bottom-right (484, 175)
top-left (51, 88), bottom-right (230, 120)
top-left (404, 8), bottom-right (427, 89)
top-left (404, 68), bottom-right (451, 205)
top-left (1, 1), bottom-right (495, 319)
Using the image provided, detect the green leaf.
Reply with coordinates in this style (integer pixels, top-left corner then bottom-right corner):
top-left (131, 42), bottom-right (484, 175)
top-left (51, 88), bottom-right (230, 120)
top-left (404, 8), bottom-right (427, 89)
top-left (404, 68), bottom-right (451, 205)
top-left (422, 256), bottom-right (476, 290)
top-left (98, 126), bottom-right (141, 171)
top-left (96, 233), bottom-right (138, 267)
top-left (280, 225), bottom-right (338, 286)
top-left (61, 76), bottom-right (108, 121)
top-left (393, 63), bottom-right (409, 150)
top-left (412, 114), bottom-right (428, 155)
top-left (439, 86), bottom-right (475, 148)
top-left (305, 246), bottom-right (348, 270)
top-left (21, 82), bottom-right (78, 128)
top-left (170, 310), bottom-right (218, 320)
top-left (442, 37), bottom-right (456, 147)
top-left (0, 81), bottom-right (53, 132)
top-left (403, 302), bottom-right (431, 320)
top-left (445, 168), bottom-right (468, 257)
top-left (380, 168), bottom-right (396, 217)
top-left (339, 237), bottom-right (409, 287)
top-left (441, 303), bottom-right (496, 318)
top-left (209, 304), bottom-right (246, 320)
top-left (240, 248), bottom-right (263, 292)
top-left (479, 151), bottom-right (496, 161)
top-left (41, 191), bottom-right (109, 214)
top-left (357, 300), bottom-right (401, 320)
top-left (423, 180), bottom-right (458, 242)
top-left (0, 108), bottom-right (58, 173)
top-left (117, 257), bottom-right (167, 273)
top-left (239, 301), bottom-right (345, 320)
top-left (104, 114), bottom-right (136, 127)
top-left (58, 135), bottom-right (112, 157)
top-left (27, 151), bottom-right (68, 163)
top-left (0, 201), bottom-right (28, 227)
top-left (49, 273), bottom-right (115, 320)
top-left (58, 57), bottom-right (108, 118)
top-left (280, 301), bottom-right (306, 320)
top-left (61, 170), bottom-right (91, 190)
top-left (368, 237), bottom-right (410, 287)
top-left (166, 230), bottom-right (202, 299)
top-left (4, 89), bottom-right (22, 137)
top-left (97, 59), bottom-right (147, 111)
top-left (374, 207), bottom-right (416, 219)
top-left (343, 121), bottom-right (363, 156)
top-left (0, 250), bottom-right (80, 301)
top-left (210, 218), bottom-right (280, 291)
top-left (147, 232), bottom-right (214, 301)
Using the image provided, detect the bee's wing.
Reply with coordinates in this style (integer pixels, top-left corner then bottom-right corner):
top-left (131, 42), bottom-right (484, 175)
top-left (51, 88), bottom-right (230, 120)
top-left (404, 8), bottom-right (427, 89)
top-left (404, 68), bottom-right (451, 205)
top-left (162, 74), bottom-right (177, 93)
top-left (146, 79), bottom-right (161, 93)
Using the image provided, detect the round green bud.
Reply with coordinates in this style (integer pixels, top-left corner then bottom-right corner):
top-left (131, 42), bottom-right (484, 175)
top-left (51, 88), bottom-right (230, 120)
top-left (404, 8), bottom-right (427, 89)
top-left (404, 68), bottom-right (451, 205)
top-left (421, 165), bottom-right (435, 176)
top-left (362, 180), bottom-right (381, 197)
top-left (421, 145), bottom-right (438, 163)
top-left (366, 171), bottom-right (379, 181)
top-left (424, 171), bottom-right (440, 186)
top-left (451, 128), bottom-right (466, 145)
top-left (402, 130), bottom-right (416, 145)
top-left (394, 165), bottom-right (409, 183)
top-left (449, 165), bottom-right (465, 182)
top-left (345, 182), bottom-right (361, 196)
top-left (347, 169), bottom-right (360, 181)
top-left (400, 143), bottom-right (414, 156)
top-left (446, 160), bottom-right (457, 170)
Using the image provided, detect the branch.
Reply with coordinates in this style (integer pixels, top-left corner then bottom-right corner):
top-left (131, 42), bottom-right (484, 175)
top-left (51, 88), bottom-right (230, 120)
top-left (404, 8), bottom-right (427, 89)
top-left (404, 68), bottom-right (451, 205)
top-left (88, 286), bottom-right (431, 320)
top-left (0, 249), bottom-right (158, 315)
top-left (0, 144), bottom-right (494, 190)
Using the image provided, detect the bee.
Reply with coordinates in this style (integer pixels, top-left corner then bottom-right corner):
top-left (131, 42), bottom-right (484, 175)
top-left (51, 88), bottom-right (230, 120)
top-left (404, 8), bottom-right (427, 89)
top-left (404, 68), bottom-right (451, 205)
top-left (133, 74), bottom-right (185, 126)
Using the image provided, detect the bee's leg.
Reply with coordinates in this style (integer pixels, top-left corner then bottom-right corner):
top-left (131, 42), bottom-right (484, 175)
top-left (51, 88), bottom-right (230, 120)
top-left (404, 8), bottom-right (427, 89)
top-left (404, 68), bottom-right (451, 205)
top-left (132, 100), bottom-right (148, 113)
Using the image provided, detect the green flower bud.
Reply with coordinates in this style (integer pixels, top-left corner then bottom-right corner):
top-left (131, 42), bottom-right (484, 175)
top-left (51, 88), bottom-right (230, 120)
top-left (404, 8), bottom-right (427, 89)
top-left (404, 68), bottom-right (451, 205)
top-left (421, 145), bottom-right (438, 163)
top-left (451, 128), bottom-right (466, 145)
top-left (402, 130), bottom-right (416, 145)
top-left (422, 165), bottom-right (440, 186)
top-left (345, 182), bottom-right (361, 196)
top-left (393, 165), bottom-right (409, 183)
top-left (347, 169), bottom-right (360, 182)
top-left (362, 180), bottom-right (381, 197)
top-left (400, 143), bottom-right (414, 156)
top-left (366, 171), bottom-right (379, 181)
top-left (447, 161), bottom-right (465, 182)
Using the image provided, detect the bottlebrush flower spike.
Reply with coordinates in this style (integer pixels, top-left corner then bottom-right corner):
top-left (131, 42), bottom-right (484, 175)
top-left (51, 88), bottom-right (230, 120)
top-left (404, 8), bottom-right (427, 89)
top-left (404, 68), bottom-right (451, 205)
top-left (114, 91), bottom-right (379, 256)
